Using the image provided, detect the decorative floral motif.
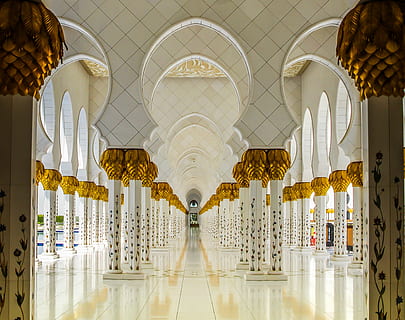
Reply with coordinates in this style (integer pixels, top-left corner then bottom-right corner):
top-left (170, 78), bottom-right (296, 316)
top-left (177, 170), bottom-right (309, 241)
top-left (0, 190), bottom-right (7, 316)
top-left (371, 152), bottom-right (387, 320)
top-left (393, 176), bottom-right (403, 320)
top-left (15, 214), bottom-right (27, 320)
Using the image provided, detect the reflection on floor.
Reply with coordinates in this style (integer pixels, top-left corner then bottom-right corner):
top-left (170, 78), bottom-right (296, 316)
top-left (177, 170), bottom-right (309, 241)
top-left (35, 229), bottom-right (366, 320)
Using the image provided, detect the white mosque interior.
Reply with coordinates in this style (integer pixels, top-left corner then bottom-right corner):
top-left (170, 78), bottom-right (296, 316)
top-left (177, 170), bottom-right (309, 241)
top-left (0, 0), bottom-right (404, 319)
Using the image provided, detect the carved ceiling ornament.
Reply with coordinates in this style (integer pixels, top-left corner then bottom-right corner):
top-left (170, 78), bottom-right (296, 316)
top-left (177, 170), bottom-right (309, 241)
top-left (166, 58), bottom-right (226, 78)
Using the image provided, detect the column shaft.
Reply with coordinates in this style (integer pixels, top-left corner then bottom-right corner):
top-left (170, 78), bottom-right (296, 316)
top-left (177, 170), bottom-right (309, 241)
top-left (63, 193), bottom-right (76, 251)
top-left (314, 195), bottom-right (327, 253)
top-left (269, 180), bottom-right (283, 273)
top-left (106, 180), bottom-right (122, 273)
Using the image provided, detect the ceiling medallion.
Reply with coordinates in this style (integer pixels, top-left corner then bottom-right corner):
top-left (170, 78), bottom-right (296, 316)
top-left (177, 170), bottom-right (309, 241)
top-left (166, 59), bottom-right (226, 78)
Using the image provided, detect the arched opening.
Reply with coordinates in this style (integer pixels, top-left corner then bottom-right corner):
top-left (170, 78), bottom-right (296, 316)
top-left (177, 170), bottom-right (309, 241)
top-left (77, 108), bottom-right (88, 180)
top-left (59, 92), bottom-right (74, 175)
top-left (316, 92), bottom-right (332, 176)
top-left (336, 80), bottom-right (352, 143)
top-left (302, 109), bottom-right (314, 181)
top-left (40, 80), bottom-right (56, 142)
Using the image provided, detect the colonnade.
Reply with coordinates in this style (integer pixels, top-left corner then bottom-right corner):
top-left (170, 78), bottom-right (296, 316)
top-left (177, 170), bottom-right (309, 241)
top-left (34, 149), bottom-right (188, 279)
top-left (199, 148), bottom-right (367, 281)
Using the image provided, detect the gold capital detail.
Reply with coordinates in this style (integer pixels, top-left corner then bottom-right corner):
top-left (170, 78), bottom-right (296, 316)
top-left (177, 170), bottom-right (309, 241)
top-left (293, 182), bottom-right (312, 199)
top-left (60, 176), bottom-right (79, 195)
top-left (100, 149), bottom-right (125, 180)
top-left (102, 187), bottom-right (109, 202)
top-left (329, 170), bottom-right (350, 192)
top-left (336, 1), bottom-right (405, 100)
top-left (0, 1), bottom-right (66, 99)
top-left (241, 149), bottom-right (268, 181)
top-left (266, 194), bottom-right (270, 206)
top-left (142, 162), bottom-right (158, 187)
top-left (231, 183), bottom-right (239, 201)
top-left (41, 169), bottom-right (62, 191)
top-left (151, 182), bottom-right (159, 201)
top-left (283, 186), bottom-right (294, 202)
top-left (121, 170), bottom-right (130, 188)
top-left (232, 161), bottom-right (249, 188)
top-left (311, 177), bottom-right (330, 196)
top-left (121, 194), bottom-right (124, 205)
top-left (77, 181), bottom-right (96, 198)
top-left (262, 170), bottom-right (270, 188)
top-left (35, 161), bottom-right (44, 186)
top-left (347, 161), bottom-right (363, 187)
top-left (267, 149), bottom-right (291, 180)
top-left (157, 182), bottom-right (172, 200)
top-left (217, 183), bottom-right (233, 200)
top-left (125, 149), bottom-right (150, 181)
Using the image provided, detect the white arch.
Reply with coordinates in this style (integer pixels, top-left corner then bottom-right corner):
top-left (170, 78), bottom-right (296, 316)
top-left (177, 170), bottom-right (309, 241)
top-left (151, 55), bottom-right (242, 114)
top-left (77, 108), bottom-right (88, 180)
top-left (40, 80), bottom-right (56, 142)
top-left (336, 80), bottom-right (352, 143)
top-left (314, 92), bottom-right (332, 177)
top-left (302, 108), bottom-right (314, 181)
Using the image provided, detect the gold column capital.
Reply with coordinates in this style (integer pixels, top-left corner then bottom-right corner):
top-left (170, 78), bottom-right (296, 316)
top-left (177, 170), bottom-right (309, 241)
top-left (329, 170), bottom-right (351, 192)
top-left (41, 169), bottom-right (62, 191)
top-left (142, 162), bottom-right (158, 187)
top-left (125, 149), bottom-right (150, 181)
top-left (283, 186), bottom-right (295, 202)
top-left (60, 176), bottom-right (79, 195)
top-left (102, 187), bottom-right (109, 202)
top-left (311, 177), bottom-right (330, 196)
top-left (35, 161), bottom-right (44, 186)
top-left (169, 194), bottom-right (178, 206)
top-left (262, 170), bottom-right (270, 188)
top-left (293, 182), bottom-right (313, 199)
top-left (157, 182), bottom-right (173, 200)
top-left (77, 181), bottom-right (96, 198)
top-left (267, 149), bottom-right (291, 180)
top-left (121, 194), bottom-right (124, 205)
top-left (121, 170), bottom-right (130, 188)
top-left (0, 1), bottom-right (66, 99)
top-left (230, 183), bottom-right (239, 201)
top-left (347, 161), bottom-right (363, 187)
top-left (266, 194), bottom-right (270, 206)
top-left (151, 182), bottom-right (159, 200)
top-left (100, 149), bottom-right (125, 180)
top-left (241, 149), bottom-right (268, 181)
top-left (217, 183), bottom-right (233, 200)
top-left (337, 0), bottom-right (405, 100)
top-left (211, 194), bottom-right (220, 207)
top-left (232, 161), bottom-right (249, 188)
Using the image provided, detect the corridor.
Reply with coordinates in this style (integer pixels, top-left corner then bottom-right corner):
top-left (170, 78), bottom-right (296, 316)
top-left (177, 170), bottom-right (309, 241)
top-left (35, 228), bottom-right (365, 320)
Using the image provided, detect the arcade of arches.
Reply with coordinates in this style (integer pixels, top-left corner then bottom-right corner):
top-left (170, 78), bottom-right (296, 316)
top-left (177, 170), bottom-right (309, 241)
top-left (0, 0), bottom-right (404, 319)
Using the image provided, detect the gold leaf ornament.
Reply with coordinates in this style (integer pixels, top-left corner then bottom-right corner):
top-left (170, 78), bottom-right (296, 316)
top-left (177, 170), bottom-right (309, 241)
top-left (0, 0), bottom-right (67, 99)
top-left (337, 0), bottom-right (405, 100)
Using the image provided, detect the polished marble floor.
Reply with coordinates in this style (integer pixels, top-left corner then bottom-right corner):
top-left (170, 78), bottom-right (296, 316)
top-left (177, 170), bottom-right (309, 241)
top-left (35, 229), bottom-right (366, 320)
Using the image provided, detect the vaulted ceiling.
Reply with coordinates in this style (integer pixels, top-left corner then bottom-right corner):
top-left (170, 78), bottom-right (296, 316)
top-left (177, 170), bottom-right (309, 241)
top-left (43, 0), bottom-right (357, 204)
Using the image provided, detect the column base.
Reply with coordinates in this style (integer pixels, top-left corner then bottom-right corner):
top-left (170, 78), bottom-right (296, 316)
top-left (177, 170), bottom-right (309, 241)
top-left (293, 247), bottom-right (313, 254)
top-left (236, 262), bottom-right (250, 270)
top-left (218, 247), bottom-right (239, 253)
top-left (265, 272), bottom-right (288, 281)
top-left (331, 254), bottom-right (351, 262)
top-left (141, 262), bottom-right (154, 269)
top-left (59, 248), bottom-right (77, 256)
top-left (348, 261), bottom-right (364, 275)
top-left (76, 245), bottom-right (93, 252)
top-left (313, 250), bottom-right (329, 256)
top-left (39, 252), bottom-right (59, 261)
top-left (245, 271), bottom-right (287, 281)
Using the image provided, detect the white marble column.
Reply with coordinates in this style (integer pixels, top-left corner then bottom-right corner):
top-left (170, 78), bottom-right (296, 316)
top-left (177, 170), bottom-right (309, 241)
top-left (60, 176), bottom-right (79, 254)
top-left (41, 169), bottom-right (62, 259)
top-left (293, 182), bottom-right (313, 251)
top-left (311, 177), bottom-right (329, 255)
top-left (289, 193), bottom-right (298, 247)
top-left (91, 186), bottom-right (103, 246)
top-left (160, 199), bottom-right (169, 247)
top-left (364, 96), bottom-right (404, 319)
top-left (100, 149), bottom-right (126, 277)
top-left (282, 188), bottom-right (291, 247)
top-left (77, 181), bottom-right (95, 250)
top-left (329, 170), bottom-right (350, 261)
top-left (121, 182), bottom-right (129, 264)
top-left (0, 95), bottom-right (37, 319)
top-left (141, 184), bottom-right (153, 267)
top-left (347, 162), bottom-right (364, 268)
top-left (128, 179), bottom-right (143, 274)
